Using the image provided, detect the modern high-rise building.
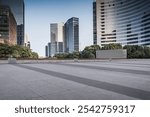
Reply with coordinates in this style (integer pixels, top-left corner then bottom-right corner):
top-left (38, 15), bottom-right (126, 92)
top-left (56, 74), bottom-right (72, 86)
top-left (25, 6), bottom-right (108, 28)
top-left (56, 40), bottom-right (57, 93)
top-left (50, 23), bottom-right (64, 56)
top-left (48, 42), bottom-right (51, 57)
top-left (0, 0), bottom-right (25, 46)
top-left (45, 45), bottom-right (48, 57)
top-left (45, 43), bottom-right (51, 57)
top-left (93, 0), bottom-right (150, 46)
top-left (64, 17), bottom-right (79, 53)
top-left (0, 6), bottom-right (17, 45)
top-left (45, 18), bottom-right (79, 57)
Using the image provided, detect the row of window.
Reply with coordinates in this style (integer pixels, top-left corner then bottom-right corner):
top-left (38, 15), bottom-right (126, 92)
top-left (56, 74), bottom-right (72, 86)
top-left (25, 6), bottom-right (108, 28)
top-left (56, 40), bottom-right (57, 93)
top-left (127, 41), bottom-right (138, 44)
top-left (101, 40), bottom-right (116, 43)
top-left (127, 34), bottom-right (138, 37)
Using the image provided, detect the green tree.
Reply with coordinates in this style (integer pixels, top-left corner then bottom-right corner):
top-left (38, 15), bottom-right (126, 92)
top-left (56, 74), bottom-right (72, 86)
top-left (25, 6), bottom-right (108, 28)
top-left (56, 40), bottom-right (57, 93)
top-left (0, 43), bottom-right (39, 59)
top-left (81, 50), bottom-right (95, 59)
top-left (144, 47), bottom-right (150, 58)
top-left (0, 44), bottom-right (12, 58)
top-left (123, 45), bottom-right (150, 58)
top-left (83, 45), bottom-right (101, 58)
top-left (102, 43), bottom-right (122, 50)
top-left (31, 52), bottom-right (39, 59)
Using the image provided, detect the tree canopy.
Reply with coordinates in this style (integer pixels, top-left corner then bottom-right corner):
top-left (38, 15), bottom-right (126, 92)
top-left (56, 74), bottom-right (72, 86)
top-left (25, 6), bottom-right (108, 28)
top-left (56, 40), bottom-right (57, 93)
top-left (123, 45), bottom-right (150, 58)
top-left (0, 43), bottom-right (38, 59)
top-left (54, 44), bottom-right (150, 59)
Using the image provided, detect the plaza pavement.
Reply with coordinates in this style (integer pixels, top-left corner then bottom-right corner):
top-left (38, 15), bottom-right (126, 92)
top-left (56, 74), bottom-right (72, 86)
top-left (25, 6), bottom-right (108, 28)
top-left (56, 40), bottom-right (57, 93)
top-left (0, 59), bottom-right (150, 100)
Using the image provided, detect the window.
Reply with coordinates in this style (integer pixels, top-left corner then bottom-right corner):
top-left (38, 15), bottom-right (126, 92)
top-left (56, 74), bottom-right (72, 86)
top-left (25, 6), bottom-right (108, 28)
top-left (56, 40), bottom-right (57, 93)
top-left (127, 28), bottom-right (131, 30)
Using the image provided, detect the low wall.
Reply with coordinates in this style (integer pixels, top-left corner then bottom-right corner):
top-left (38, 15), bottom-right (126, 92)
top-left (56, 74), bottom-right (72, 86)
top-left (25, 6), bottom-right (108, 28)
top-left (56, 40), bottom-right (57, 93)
top-left (8, 58), bottom-right (17, 64)
top-left (96, 49), bottom-right (127, 59)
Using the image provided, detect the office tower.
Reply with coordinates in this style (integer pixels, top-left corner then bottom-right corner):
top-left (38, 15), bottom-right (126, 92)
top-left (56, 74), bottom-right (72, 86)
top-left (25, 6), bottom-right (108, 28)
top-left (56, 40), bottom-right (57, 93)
top-left (0, 6), bottom-right (17, 45)
top-left (50, 23), bottom-right (64, 56)
top-left (45, 43), bottom-right (51, 57)
top-left (45, 45), bottom-right (48, 57)
top-left (48, 42), bottom-right (51, 57)
top-left (93, 0), bottom-right (150, 46)
top-left (0, 0), bottom-right (25, 46)
top-left (64, 17), bottom-right (79, 53)
top-left (93, 1), bottom-right (97, 45)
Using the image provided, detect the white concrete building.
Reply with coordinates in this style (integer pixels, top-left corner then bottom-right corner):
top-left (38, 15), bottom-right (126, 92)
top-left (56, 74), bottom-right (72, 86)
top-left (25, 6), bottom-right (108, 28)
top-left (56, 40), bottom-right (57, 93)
top-left (93, 0), bottom-right (150, 46)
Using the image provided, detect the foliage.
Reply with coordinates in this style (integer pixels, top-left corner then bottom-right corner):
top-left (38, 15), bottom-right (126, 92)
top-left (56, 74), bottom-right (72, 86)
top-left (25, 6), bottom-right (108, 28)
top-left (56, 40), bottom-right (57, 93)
top-left (123, 45), bottom-right (150, 58)
top-left (31, 52), bottom-right (39, 59)
top-left (54, 45), bottom-right (100, 59)
top-left (81, 50), bottom-right (95, 59)
top-left (102, 43), bottom-right (122, 50)
top-left (0, 43), bottom-right (12, 58)
top-left (83, 45), bottom-right (101, 58)
top-left (0, 43), bottom-right (39, 59)
top-left (54, 44), bottom-right (150, 59)
top-left (54, 52), bottom-right (79, 59)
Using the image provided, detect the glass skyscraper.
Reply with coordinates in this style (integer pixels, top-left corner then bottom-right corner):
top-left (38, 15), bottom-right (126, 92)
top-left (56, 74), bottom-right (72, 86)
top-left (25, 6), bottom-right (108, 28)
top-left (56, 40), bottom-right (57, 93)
top-left (46, 17), bottom-right (79, 57)
top-left (0, 6), bottom-right (17, 45)
top-left (93, 0), bottom-right (150, 46)
top-left (0, 0), bottom-right (25, 46)
top-left (64, 17), bottom-right (79, 53)
top-left (50, 23), bottom-right (64, 57)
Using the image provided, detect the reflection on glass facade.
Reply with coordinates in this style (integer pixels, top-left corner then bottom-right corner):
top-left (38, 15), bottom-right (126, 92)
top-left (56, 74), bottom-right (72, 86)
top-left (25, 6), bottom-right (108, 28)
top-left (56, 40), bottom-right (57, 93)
top-left (0, 0), bottom-right (25, 46)
top-left (45, 45), bottom-right (48, 57)
top-left (0, 6), bottom-right (17, 45)
top-left (64, 17), bottom-right (79, 53)
top-left (93, 0), bottom-right (150, 46)
top-left (50, 23), bottom-right (64, 57)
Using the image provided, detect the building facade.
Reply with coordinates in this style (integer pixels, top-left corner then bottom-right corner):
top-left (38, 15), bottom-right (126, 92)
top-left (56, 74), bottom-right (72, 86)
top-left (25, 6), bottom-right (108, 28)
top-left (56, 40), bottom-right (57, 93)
top-left (45, 45), bottom-right (48, 57)
top-left (50, 23), bottom-right (64, 57)
top-left (64, 17), bottom-right (79, 53)
top-left (0, 6), bottom-right (17, 45)
top-left (93, 0), bottom-right (150, 46)
top-left (48, 42), bottom-right (51, 57)
top-left (24, 34), bottom-right (30, 48)
top-left (45, 42), bottom-right (51, 57)
top-left (45, 17), bottom-right (79, 57)
top-left (0, 0), bottom-right (25, 46)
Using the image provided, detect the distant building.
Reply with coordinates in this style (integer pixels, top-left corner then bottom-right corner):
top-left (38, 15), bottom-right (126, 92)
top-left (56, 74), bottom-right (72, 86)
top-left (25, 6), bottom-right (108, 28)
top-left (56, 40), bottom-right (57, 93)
top-left (45, 45), bottom-right (48, 57)
top-left (45, 42), bottom-right (51, 57)
top-left (0, 6), bottom-right (17, 45)
top-left (64, 17), bottom-right (79, 53)
top-left (45, 17), bottom-right (79, 57)
top-left (0, 0), bottom-right (25, 46)
top-left (25, 34), bottom-right (30, 48)
top-left (48, 42), bottom-right (51, 57)
top-left (93, 0), bottom-right (150, 46)
top-left (50, 23), bottom-right (64, 56)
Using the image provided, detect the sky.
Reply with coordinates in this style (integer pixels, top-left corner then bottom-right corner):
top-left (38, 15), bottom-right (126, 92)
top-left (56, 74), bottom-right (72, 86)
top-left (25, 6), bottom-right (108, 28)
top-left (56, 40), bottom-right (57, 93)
top-left (25, 0), bottom-right (93, 56)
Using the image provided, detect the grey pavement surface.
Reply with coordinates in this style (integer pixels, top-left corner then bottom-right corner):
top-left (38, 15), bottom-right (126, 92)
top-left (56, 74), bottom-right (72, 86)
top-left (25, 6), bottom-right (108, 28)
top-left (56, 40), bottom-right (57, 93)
top-left (0, 59), bottom-right (150, 100)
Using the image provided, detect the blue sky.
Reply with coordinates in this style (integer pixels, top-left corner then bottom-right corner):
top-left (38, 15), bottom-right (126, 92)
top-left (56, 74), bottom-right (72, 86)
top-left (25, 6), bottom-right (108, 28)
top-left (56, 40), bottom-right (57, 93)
top-left (25, 0), bottom-right (93, 56)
